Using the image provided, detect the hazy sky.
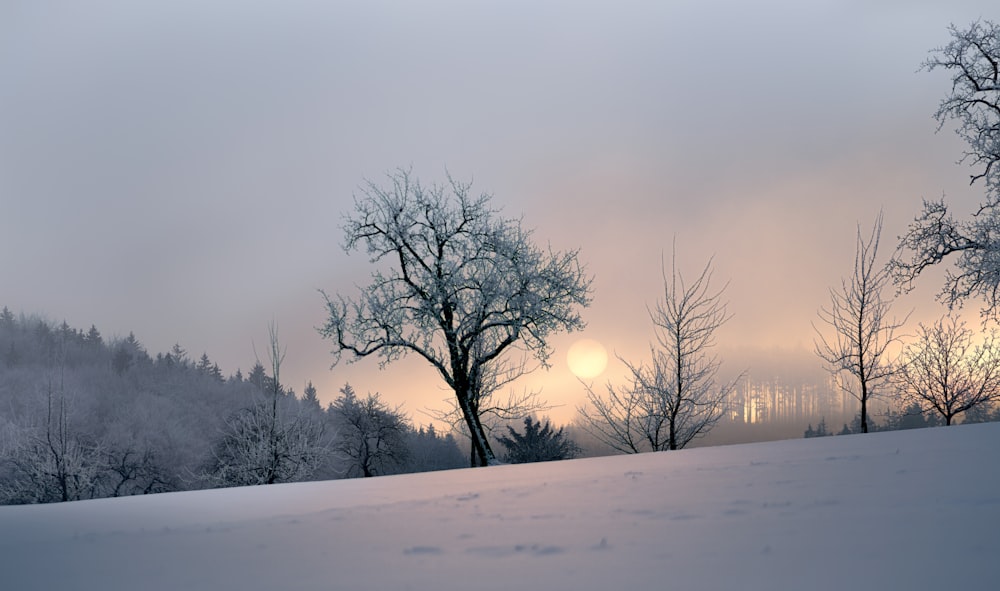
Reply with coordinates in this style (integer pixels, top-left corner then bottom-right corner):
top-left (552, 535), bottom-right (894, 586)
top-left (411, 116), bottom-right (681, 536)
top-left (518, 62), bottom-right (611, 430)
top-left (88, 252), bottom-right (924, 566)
top-left (2, 1), bottom-right (996, 424)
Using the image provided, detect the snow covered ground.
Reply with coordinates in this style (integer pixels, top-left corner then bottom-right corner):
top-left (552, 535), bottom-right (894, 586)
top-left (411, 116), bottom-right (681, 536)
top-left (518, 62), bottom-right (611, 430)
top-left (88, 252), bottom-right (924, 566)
top-left (2, 423), bottom-right (998, 591)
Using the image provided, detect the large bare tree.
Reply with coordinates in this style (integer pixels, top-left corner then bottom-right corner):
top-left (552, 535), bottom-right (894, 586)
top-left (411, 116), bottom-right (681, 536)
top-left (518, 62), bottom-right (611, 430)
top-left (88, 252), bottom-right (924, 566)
top-left (321, 170), bottom-right (592, 466)
top-left (815, 213), bottom-right (906, 433)
top-left (894, 315), bottom-right (1000, 426)
top-left (891, 20), bottom-right (1000, 319)
top-left (579, 250), bottom-right (740, 452)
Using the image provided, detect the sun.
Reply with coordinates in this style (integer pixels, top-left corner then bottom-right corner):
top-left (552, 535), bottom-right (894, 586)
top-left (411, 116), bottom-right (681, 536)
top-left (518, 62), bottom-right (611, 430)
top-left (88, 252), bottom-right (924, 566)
top-left (566, 338), bottom-right (608, 379)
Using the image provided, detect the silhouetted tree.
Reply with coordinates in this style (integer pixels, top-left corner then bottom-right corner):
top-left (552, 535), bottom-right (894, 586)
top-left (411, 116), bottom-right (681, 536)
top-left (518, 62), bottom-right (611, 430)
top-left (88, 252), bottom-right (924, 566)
top-left (884, 402), bottom-right (938, 431)
top-left (302, 381), bottom-right (322, 413)
top-left (321, 169), bottom-right (592, 466)
top-left (404, 424), bottom-right (466, 472)
top-left (804, 417), bottom-right (830, 438)
top-left (580, 249), bottom-right (741, 452)
top-left (893, 315), bottom-right (1000, 425)
top-left (496, 417), bottom-right (580, 464)
top-left (330, 385), bottom-right (409, 477)
top-left (962, 402), bottom-right (1000, 424)
top-left (815, 213), bottom-right (905, 433)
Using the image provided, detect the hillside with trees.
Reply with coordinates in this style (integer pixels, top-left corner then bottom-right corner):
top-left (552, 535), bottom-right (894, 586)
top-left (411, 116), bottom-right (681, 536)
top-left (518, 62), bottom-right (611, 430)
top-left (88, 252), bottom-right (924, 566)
top-left (0, 308), bottom-right (465, 504)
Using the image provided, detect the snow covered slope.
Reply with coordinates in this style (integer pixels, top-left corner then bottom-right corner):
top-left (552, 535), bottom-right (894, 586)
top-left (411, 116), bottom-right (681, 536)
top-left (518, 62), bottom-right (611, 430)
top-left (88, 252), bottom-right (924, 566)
top-left (2, 423), bottom-right (998, 591)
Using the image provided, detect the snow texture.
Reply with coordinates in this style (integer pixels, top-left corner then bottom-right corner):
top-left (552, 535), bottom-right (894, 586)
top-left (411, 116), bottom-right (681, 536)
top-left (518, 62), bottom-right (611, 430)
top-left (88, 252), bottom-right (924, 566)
top-left (2, 423), bottom-right (998, 590)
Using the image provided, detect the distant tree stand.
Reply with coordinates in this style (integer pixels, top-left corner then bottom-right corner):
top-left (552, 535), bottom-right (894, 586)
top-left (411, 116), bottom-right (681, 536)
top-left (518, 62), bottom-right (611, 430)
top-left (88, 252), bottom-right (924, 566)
top-left (321, 169), bottom-right (592, 466)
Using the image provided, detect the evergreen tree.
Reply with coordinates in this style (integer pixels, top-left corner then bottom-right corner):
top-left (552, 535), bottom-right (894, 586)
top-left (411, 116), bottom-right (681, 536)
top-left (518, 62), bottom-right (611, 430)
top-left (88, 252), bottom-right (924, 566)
top-left (496, 417), bottom-right (580, 464)
top-left (404, 424), bottom-right (466, 473)
top-left (247, 362), bottom-right (268, 392)
top-left (197, 353), bottom-right (214, 374)
top-left (170, 343), bottom-right (188, 368)
top-left (885, 403), bottom-right (930, 431)
top-left (84, 325), bottom-right (102, 347)
top-left (805, 417), bottom-right (830, 437)
top-left (1, 306), bottom-right (16, 329)
top-left (302, 381), bottom-right (321, 412)
top-left (196, 353), bottom-right (224, 382)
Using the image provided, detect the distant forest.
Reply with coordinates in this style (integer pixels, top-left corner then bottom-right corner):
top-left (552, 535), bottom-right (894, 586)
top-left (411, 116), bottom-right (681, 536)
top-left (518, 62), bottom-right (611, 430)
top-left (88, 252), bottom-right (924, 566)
top-left (4, 307), bottom-right (998, 504)
top-left (0, 307), bottom-right (468, 504)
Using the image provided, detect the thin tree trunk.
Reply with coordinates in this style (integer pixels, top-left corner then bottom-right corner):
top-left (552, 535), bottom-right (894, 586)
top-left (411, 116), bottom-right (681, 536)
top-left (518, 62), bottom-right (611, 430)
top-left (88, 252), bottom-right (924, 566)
top-left (860, 381), bottom-right (868, 433)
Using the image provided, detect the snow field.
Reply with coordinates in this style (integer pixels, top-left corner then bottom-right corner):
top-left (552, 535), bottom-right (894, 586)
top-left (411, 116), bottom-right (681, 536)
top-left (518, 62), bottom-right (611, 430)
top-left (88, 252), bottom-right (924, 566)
top-left (1, 422), bottom-right (998, 590)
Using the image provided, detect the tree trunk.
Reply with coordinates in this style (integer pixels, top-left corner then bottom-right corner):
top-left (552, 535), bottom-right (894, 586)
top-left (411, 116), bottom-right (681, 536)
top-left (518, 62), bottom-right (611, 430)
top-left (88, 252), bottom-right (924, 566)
top-left (860, 380), bottom-right (869, 433)
top-left (457, 390), bottom-right (496, 467)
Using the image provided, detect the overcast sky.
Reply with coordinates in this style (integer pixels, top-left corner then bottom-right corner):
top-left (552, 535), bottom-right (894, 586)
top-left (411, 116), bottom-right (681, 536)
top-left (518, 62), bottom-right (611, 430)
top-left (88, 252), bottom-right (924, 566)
top-left (2, 1), bottom-right (996, 424)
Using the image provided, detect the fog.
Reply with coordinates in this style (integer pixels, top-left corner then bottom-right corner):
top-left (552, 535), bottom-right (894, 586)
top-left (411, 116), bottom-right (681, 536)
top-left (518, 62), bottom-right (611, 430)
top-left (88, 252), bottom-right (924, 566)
top-left (2, 1), bottom-right (996, 422)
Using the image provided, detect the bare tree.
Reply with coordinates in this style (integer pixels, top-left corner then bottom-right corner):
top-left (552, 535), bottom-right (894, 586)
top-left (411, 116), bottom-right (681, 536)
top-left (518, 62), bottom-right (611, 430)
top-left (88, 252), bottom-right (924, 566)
top-left (894, 315), bottom-right (1000, 426)
top-left (329, 385), bottom-right (409, 478)
top-left (320, 169), bottom-right (592, 466)
top-left (579, 250), bottom-right (740, 452)
top-left (102, 445), bottom-right (171, 497)
top-left (815, 213), bottom-right (905, 434)
top-left (0, 378), bottom-right (103, 504)
top-left (204, 324), bottom-right (327, 487)
top-left (891, 20), bottom-right (1000, 319)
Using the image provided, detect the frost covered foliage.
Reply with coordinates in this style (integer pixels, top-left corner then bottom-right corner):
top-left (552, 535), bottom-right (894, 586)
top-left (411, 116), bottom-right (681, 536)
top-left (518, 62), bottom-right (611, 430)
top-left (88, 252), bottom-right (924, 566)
top-left (496, 417), bottom-right (579, 464)
top-left (1, 408), bottom-right (103, 504)
top-left (329, 385), bottom-right (409, 478)
top-left (0, 312), bottom-right (311, 503)
top-left (203, 401), bottom-right (327, 487)
top-left (321, 169), bottom-right (592, 466)
top-left (0, 310), bottom-right (470, 504)
top-left (892, 20), bottom-right (1000, 319)
top-left (202, 325), bottom-right (330, 487)
top-left (0, 366), bottom-right (172, 504)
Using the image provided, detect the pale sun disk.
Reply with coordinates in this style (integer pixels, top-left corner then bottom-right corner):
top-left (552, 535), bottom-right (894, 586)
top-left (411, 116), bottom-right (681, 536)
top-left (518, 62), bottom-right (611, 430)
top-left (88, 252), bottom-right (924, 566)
top-left (567, 338), bottom-right (608, 379)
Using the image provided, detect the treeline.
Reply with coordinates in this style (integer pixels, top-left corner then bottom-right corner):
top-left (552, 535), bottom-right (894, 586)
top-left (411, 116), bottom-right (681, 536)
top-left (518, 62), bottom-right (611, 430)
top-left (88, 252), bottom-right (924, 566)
top-left (0, 308), bottom-right (468, 504)
top-left (804, 401), bottom-right (1000, 439)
